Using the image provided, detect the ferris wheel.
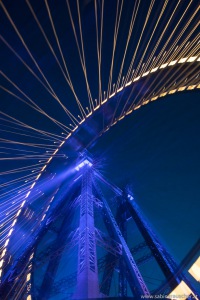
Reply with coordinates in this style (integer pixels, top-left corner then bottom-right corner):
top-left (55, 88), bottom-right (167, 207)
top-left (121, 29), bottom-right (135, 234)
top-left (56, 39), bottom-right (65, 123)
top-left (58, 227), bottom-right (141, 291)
top-left (0, 0), bottom-right (199, 299)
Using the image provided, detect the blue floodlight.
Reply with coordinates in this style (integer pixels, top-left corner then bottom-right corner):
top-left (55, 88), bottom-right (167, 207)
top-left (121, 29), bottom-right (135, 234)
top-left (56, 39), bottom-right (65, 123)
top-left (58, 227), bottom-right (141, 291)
top-left (127, 194), bottom-right (134, 201)
top-left (75, 159), bottom-right (93, 171)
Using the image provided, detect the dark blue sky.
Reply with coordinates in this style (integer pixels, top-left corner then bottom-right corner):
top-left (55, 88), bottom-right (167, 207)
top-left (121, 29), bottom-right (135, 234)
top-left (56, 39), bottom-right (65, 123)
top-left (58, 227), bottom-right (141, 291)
top-left (90, 91), bottom-right (200, 265)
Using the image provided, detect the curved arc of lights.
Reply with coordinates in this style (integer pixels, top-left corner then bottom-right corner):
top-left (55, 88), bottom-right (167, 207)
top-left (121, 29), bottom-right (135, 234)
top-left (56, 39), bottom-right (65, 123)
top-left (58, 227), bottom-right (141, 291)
top-left (0, 55), bottom-right (199, 279)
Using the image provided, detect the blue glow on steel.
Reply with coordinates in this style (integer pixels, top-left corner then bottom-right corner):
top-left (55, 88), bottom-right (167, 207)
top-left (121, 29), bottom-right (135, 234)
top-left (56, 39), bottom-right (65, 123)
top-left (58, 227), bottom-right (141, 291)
top-left (75, 159), bottom-right (92, 171)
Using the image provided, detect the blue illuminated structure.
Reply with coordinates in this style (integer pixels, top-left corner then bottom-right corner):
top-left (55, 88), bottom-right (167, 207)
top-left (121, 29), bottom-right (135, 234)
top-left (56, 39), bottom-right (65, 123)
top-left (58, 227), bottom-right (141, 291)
top-left (0, 157), bottom-right (198, 299)
top-left (73, 159), bottom-right (99, 299)
top-left (0, 0), bottom-right (199, 298)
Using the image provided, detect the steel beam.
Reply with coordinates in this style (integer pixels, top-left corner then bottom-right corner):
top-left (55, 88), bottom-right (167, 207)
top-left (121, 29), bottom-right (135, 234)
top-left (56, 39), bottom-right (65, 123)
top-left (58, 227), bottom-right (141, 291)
top-left (73, 165), bottom-right (99, 299)
top-left (93, 179), bottom-right (150, 298)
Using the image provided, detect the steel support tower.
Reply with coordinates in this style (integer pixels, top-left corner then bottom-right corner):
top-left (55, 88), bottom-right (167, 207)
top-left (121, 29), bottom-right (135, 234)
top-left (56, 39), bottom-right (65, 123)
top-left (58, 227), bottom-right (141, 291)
top-left (73, 163), bottom-right (100, 299)
top-left (0, 158), bottom-right (199, 300)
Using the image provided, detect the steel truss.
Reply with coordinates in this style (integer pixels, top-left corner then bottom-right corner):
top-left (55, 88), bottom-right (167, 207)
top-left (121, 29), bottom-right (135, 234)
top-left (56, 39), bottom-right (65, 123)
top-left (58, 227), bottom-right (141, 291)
top-left (1, 158), bottom-right (198, 300)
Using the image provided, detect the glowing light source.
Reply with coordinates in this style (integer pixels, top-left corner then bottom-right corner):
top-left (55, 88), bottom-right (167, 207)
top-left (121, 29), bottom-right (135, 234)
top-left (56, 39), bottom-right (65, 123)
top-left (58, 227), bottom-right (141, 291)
top-left (151, 96), bottom-right (158, 101)
top-left (125, 81), bottom-right (132, 86)
top-left (102, 98), bottom-right (108, 104)
top-left (142, 100), bottom-right (149, 105)
top-left (29, 253), bottom-right (34, 261)
top-left (117, 87), bottom-right (123, 92)
top-left (0, 260), bottom-right (4, 268)
top-left (187, 85), bottom-right (196, 90)
top-left (142, 71), bottom-right (149, 77)
top-left (36, 173), bottom-right (41, 180)
top-left (25, 191), bottom-right (31, 198)
top-left (75, 159), bottom-right (92, 171)
top-left (72, 125), bottom-right (78, 131)
top-left (5, 239), bottom-right (9, 247)
top-left (188, 256), bottom-right (200, 281)
top-left (31, 182), bottom-right (36, 189)
top-left (27, 295), bottom-right (32, 300)
top-left (169, 60), bottom-right (177, 66)
top-left (169, 89), bottom-right (176, 94)
top-left (178, 57), bottom-right (188, 63)
top-left (16, 209), bottom-right (21, 216)
top-left (111, 120), bottom-right (117, 126)
top-left (126, 109), bottom-right (133, 115)
top-left (134, 105), bottom-right (141, 110)
top-left (118, 115), bottom-right (125, 120)
top-left (41, 165), bottom-right (47, 171)
top-left (26, 273), bottom-right (31, 282)
top-left (151, 67), bottom-right (158, 72)
top-left (94, 105), bottom-right (100, 111)
top-left (133, 76), bottom-right (140, 82)
top-left (160, 92), bottom-right (167, 97)
top-left (41, 214), bottom-right (46, 221)
top-left (127, 194), bottom-right (134, 201)
top-left (167, 281), bottom-right (197, 300)
top-left (21, 201), bottom-right (26, 207)
top-left (66, 133), bottom-right (71, 139)
top-left (109, 92), bottom-right (115, 98)
top-left (1, 248), bottom-right (7, 258)
top-left (8, 228), bottom-right (13, 236)
top-left (178, 86), bottom-right (186, 91)
top-left (54, 149), bottom-right (59, 155)
top-left (160, 63), bottom-right (168, 69)
top-left (187, 56), bottom-right (197, 62)
top-left (47, 157), bottom-right (52, 163)
top-left (12, 219), bottom-right (17, 226)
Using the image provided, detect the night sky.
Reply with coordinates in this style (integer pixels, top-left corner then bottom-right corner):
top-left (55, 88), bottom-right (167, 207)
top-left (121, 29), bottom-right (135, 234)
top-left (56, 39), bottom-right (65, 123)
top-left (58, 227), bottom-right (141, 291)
top-left (90, 91), bottom-right (200, 264)
top-left (0, 0), bottom-right (199, 296)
